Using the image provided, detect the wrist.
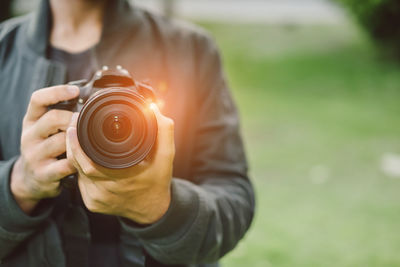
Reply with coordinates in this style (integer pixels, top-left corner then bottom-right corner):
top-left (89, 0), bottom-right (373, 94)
top-left (124, 188), bottom-right (171, 225)
top-left (10, 158), bottom-right (39, 214)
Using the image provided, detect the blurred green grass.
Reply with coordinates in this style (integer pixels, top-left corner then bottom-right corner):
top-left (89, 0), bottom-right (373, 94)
top-left (199, 22), bottom-right (400, 266)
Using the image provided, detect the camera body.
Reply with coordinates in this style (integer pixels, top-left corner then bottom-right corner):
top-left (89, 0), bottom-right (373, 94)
top-left (51, 66), bottom-right (158, 169)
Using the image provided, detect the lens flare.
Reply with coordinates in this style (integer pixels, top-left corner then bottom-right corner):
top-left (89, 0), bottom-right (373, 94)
top-left (149, 102), bottom-right (158, 111)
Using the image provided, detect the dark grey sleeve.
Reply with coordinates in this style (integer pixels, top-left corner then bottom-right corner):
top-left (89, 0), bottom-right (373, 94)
top-left (0, 157), bottom-right (54, 260)
top-left (119, 34), bottom-right (255, 264)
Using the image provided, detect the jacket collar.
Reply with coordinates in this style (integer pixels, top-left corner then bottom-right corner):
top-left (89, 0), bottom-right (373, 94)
top-left (25, 0), bottom-right (137, 56)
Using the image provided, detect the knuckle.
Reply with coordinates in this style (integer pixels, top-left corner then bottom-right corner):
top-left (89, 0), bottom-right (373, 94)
top-left (22, 114), bottom-right (30, 127)
top-left (31, 168), bottom-right (43, 180)
top-left (91, 191), bottom-right (102, 203)
top-left (50, 132), bottom-right (66, 147)
top-left (50, 163), bottom-right (64, 178)
top-left (54, 110), bottom-right (73, 126)
top-left (58, 131), bottom-right (67, 141)
top-left (43, 113), bottom-right (72, 137)
top-left (20, 131), bottom-right (31, 147)
top-left (45, 110), bottom-right (71, 130)
top-left (45, 109), bottom-right (59, 122)
top-left (23, 150), bottom-right (35, 164)
top-left (30, 91), bottom-right (41, 105)
top-left (60, 162), bottom-right (74, 176)
top-left (46, 136), bottom-right (57, 149)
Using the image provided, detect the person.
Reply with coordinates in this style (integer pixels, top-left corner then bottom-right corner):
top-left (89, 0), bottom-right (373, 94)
top-left (0, 0), bottom-right (255, 266)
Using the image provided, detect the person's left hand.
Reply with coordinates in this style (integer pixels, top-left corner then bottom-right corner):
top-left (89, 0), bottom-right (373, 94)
top-left (66, 104), bottom-right (175, 225)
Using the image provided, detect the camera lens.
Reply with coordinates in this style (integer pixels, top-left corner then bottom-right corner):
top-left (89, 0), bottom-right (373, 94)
top-left (102, 114), bottom-right (132, 142)
top-left (77, 88), bottom-right (157, 169)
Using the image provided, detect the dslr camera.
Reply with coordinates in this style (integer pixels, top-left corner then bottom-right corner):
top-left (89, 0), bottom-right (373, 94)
top-left (51, 66), bottom-right (158, 169)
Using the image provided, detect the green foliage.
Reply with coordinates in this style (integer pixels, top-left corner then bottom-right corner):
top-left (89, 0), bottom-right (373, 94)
top-left (338, 0), bottom-right (400, 59)
top-left (200, 22), bottom-right (400, 266)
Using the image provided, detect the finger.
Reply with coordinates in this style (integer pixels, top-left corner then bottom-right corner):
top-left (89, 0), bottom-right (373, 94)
top-left (43, 158), bottom-right (76, 182)
top-left (66, 126), bottom-right (84, 170)
top-left (66, 126), bottom-right (107, 178)
top-left (69, 112), bottom-right (79, 128)
top-left (151, 104), bottom-right (175, 165)
top-left (36, 132), bottom-right (67, 160)
top-left (66, 127), bottom-right (81, 172)
top-left (65, 113), bottom-right (81, 169)
top-left (32, 109), bottom-right (74, 138)
top-left (25, 85), bottom-right (79, 122)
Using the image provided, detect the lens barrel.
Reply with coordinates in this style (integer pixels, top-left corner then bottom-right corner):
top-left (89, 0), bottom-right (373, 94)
top-left (77, 88), bottom-right (157, 169)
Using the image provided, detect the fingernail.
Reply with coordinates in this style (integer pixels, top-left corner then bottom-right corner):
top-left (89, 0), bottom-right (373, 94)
top-left (72, 112), bottom-right (79, 120)
top-left (69, 113), bottom-right (79, 127)
top-left (67, 86), bottom-right (79, 96)
top-left (66, 126), bottom-right (76, 138)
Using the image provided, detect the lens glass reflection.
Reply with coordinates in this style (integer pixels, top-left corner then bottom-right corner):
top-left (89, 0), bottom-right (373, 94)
top-left (102, 113), bottom-right (132, 142)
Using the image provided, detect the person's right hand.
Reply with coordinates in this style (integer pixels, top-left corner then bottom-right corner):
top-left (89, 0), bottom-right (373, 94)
top-left (10, 85), bottom-right (80, 214)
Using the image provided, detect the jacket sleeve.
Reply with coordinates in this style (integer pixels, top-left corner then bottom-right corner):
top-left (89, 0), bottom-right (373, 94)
top-left (0, 157), bottom-right (54, 260)
top-left (119, 33), bottom-right (255, 265)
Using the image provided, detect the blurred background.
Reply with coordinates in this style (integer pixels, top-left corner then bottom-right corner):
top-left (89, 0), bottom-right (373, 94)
top-left (2, 0), bottom-right (400, 266)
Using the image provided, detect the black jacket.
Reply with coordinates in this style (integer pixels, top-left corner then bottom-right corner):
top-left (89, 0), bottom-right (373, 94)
top-left (0, 0), bottom-right (255, 266)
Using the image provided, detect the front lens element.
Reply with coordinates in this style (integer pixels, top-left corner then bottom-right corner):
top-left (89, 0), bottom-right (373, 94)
top-left (77, 88), bottom-right (157, 169)
top-left (102, 113), bottom-right (132, 142)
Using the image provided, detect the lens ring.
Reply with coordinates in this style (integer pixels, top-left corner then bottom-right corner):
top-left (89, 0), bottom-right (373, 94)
top-left (102, 113), bottom-right (132, 142)
top-left (88, 102), bottom-right (146, 157)
top-left (77, 88), bottom-right (157, 169)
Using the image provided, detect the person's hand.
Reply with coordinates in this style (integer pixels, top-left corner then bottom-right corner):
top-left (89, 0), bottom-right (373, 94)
top-left (11, 85), bottom-right (79, 214)
top-left (66, 104), bottom-right (175, 225)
